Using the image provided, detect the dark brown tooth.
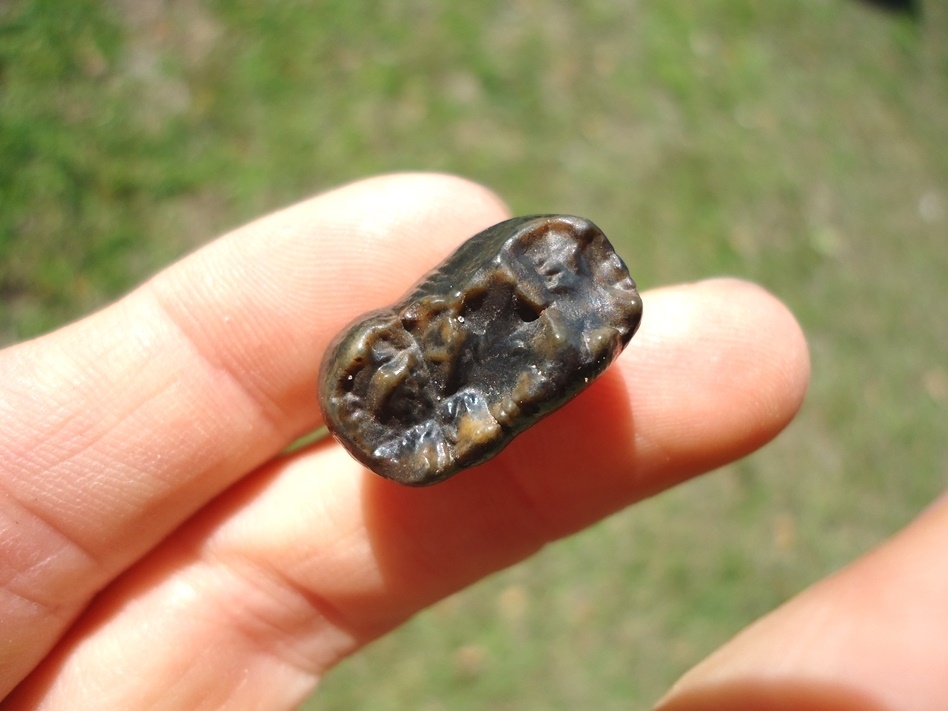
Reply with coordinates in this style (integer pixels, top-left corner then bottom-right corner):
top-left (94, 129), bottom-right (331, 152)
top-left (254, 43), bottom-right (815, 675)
top-left (318, 215), bottom-right (643, 486)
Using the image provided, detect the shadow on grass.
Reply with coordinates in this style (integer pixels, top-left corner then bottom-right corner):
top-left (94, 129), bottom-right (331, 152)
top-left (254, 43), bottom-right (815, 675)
top-left (856, 0), bottom-right (920, 18)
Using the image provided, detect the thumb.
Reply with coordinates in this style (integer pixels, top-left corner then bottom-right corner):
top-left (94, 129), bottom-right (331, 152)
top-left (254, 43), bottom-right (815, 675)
top-left (654, 494), bottom-right (948, 711)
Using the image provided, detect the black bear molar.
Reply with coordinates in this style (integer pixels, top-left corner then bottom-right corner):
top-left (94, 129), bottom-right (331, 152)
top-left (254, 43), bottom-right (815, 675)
top-left (318, 215), bottom-right (643, 486)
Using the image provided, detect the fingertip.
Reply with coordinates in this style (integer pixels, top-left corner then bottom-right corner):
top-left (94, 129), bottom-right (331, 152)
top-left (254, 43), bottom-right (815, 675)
top-left (333, 171), bottom-right (513, 225)
top-left (623, 278), bottom-right (810, 484)
top-left (637, 278), bottom-right (810, 403)
top-left (288, 171), bottom-right (513, 276)
top-left (704, 277), bottom-right (811, 431)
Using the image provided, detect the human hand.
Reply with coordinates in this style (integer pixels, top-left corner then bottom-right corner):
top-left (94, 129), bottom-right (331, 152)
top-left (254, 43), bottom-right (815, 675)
top-left (2, 173), bottom-right (810, 709)
top-left (655, 494), bottom-right (948, 711)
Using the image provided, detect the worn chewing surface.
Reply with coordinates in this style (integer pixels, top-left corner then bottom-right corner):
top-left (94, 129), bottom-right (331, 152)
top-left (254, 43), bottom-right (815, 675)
top-left (318, 215), bottom-right (643, 486)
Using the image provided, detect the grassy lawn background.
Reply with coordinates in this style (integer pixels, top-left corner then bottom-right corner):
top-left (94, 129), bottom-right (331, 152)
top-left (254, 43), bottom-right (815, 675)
top-left (1, 0), bottom-right (946, 708)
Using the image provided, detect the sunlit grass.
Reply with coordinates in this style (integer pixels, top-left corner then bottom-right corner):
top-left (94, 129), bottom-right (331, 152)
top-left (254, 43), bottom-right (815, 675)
top-left (2, 0), bottom-right (945, 708)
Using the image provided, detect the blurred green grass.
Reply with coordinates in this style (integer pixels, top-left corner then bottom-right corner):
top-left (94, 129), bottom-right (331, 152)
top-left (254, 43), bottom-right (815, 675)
top-left (1, 0), bottom-right (946, 708)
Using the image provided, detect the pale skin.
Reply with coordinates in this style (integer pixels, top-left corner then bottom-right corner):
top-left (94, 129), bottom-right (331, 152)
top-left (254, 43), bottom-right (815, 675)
top-left (0, 173), bottom-right (942, 710)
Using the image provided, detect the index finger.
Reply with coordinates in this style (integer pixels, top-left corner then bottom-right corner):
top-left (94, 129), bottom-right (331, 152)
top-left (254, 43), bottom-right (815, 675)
top-left (0, 173), bottom-right (510, 696)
